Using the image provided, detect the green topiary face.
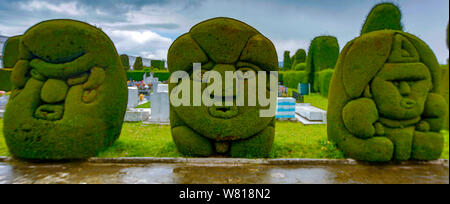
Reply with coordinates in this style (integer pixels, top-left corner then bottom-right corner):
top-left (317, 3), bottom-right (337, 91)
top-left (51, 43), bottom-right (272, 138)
top-left (3, 19), bottom-right (128, 160)
top-left (328, 30), bottom-right (446, 162)
top-left (168, 17), bottom-right (277, 157)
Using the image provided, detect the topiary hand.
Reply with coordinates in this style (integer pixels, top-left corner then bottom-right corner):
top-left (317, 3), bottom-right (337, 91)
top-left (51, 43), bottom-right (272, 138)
top-left (342, 98), bottom-right (379, 139)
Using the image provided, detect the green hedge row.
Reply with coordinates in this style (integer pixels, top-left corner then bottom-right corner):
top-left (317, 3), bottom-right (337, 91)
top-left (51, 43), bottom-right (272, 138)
top-left (126, 71), bottom-right (170, 82)
top-left (318, 69), bottom-right (334, 98)
top-left (280, 71), bottom-right (308, 89)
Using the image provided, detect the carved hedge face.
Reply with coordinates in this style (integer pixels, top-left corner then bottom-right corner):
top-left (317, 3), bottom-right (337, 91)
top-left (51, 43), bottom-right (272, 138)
top-left (168, 18), bottom-right (278, 141)
top-left (3, 20), bottom-right (127, 160)
top-left (371, 63), bottom-right (432, 120)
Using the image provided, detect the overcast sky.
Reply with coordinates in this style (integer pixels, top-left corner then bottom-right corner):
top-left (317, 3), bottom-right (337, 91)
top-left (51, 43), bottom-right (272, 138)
top-left (0, 0), bottom-right (448, 63)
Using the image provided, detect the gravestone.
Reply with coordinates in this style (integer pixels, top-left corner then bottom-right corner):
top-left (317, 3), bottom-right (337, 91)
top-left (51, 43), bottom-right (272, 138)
top-left (295, 103), bottom-right (327, 124)
top-left (124, 108), bottom-right (150, 122)
top-left (127, 87), bottom-right (139, 108)
top-left (0, 95), bottom-right (8, 118)
top-left (276, 97), bottom-right (296, 120)
top-left (147, 84), bottom-right (169, 124)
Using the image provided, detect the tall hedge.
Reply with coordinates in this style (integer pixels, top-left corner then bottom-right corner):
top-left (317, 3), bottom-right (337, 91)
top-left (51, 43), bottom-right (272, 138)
top-left (281, 71), bottom-right (308, 89)
top-left (306, 36), bottom-right (339, 92)
top-left (3, 19), bottom-right (127, 160)
top-left (120, 54), bottom-right (130, 70)
top-left (133, 56), bottom-right (144, 70)
top-left (282, 51), bottom-right (292, 70)
top-left (291, 49), bottom-right (307, 70)
top-left (2, 35), bottom-right (22, 68)
top-left (361, 3), bottom-right (403, 35)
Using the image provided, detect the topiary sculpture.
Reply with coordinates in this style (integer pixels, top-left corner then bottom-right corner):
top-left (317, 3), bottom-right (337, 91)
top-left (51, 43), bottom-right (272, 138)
top-left (3, 19), bottom-right (128, 160)
top-left (283, 51), bottom-right (292, 70)
top-left (133, 56), bottom-right (144, 70)
top-left (120, 54), bottom-right (130, 71)
top-left (328, 30), bottom-right (447, 162)
top-left (306, 36), bottom-right (339, 93)
top-left (361, 3), bottom-right (403, 35)
top-left (167, 17), bottom-right (278, 158)
top-left (2, 35), bottom-right (22, 68)
top-left (291, 49), bottom-right (307, 70)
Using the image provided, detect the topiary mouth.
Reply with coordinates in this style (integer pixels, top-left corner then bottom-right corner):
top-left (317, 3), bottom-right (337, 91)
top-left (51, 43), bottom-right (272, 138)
top-left (401, 98), bottom-right (416, 109)
top-left (208, 105), bottom-right (239, 119)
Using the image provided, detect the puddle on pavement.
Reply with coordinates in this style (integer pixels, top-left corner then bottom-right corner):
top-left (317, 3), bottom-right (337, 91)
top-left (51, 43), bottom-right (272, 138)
top-left (0, 161), bottom-right (448, 184)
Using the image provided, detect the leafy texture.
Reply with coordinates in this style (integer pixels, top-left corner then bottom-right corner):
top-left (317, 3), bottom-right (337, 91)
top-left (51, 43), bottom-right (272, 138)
top-left (120, 54), bottom-right (130, 71)
top-left (306, 36), bottom-right (339, 93)
top-left (0, 69), bottom-right (13, 91)
top-left (282, 51), bottom-right (292, 70)
top-left (361, 3), bottom-right (403, 35)
top-left (328, 30), bottom-right (446, 162)
top-left (3, 19), bottom-right (128, 160)
top-left (133, 57), bottom-right (144, 70)
top-left (2, 35), bottom-right (22, 68)
top-left (168, 17), bottom-right (277, 158)
top-left (291, 49), bottom-right (307, 70)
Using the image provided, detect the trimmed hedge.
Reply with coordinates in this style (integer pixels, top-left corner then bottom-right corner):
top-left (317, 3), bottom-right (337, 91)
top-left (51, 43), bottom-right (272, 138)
top-left (291, 49), bottom-right (306, 69)
top-left (120, 54), bottom-right (130, 70)
top-left (282, 51), bottom-right (292, 70)
top-left (306, 36), bottom-right (339, 92)
top-left (133, 56), bottom-right (144, 70)
top-left (441, 66), bottom-right (449, 130)
top-left (3, 19), bottom-right (127, 160)
top-left (361, 3), bottom-right (403, 35)
top-left (294, 63), bottom-right (306, 71)
top-left (168, 17), bottom-right (277, 158)
top-left (0, 68), bottom-right (13, 91)
top-left (328, 30), bottom-right (446, 162)
top-left (282, 71), bottom-right (308, 89)
top-left (318, 69), bottom-right (334, 98)
top-left (126, 70), bottom-right (170, 82)
top-left (151, 60), bottom-right (165, 70)
top-left (2, 35), bottom-right (22, 68)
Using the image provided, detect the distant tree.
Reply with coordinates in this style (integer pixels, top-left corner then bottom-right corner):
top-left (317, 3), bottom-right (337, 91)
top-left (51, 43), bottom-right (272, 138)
top-left (120, 54), bottom-right (130, 70)
top-left (282, 51), bottom-right (292, 70)
top-left (291, 49), bottom-right (307, 69)
top-left (133, 57), bottom-right (144, 70)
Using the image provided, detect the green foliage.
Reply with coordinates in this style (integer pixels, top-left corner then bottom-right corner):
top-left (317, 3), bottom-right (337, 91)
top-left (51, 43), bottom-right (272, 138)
top-left (3, 19), bottom-right (127, 160)
top-left (154, 71), bottom-right (170, 82)
top-left (168, 17), bottom-right (277, 158)
top-left (2, 35), bottom-right (22, 68)
top-left (291, 49), bottom-right (307, 69)
top-left (361, 3), bottom-right (403, 35)
top-left (318, 69), bottom-right (334, 97)
top-left (120, 54), bottom-right (130, 70)
top-left (151, 60), bottom-right (165, 70)
top-left (0, 69), bottom-right (13, 91)
top-left (282, 71), bottom-right (308, 89)
top-left (294, 63), bottom-right (306, 71)
top-left (133, 57), bottom-right (144, 70)
top-left (306, 36), bottom-right (339, 92)
top-left (328, 30), bottom-right (446, 162)
top-left (440, 66), bottom-right (449, 130)
top-left (126, 70), bottom-right (170, 82)
top-left (282, 51), bottom-right (292, 70)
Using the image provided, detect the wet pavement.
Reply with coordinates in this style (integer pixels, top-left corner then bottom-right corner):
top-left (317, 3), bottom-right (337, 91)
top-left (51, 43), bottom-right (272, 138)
top-left (0, 160), bottom-right (448, 184)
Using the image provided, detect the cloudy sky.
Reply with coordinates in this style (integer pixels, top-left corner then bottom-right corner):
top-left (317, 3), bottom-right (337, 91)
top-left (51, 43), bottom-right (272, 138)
top-left (0, 0), bottom-right (448, 63)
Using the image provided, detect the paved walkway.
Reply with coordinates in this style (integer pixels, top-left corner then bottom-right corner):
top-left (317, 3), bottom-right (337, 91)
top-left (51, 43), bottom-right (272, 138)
top-left (0, 160), bottom-right (448, 184)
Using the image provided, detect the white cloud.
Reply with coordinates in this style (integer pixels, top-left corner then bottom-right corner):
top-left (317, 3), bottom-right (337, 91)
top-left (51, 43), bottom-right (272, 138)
top-left (107, 29), bottom-right (172, 60)
top-left (19, 0), bottom-right (85, 16)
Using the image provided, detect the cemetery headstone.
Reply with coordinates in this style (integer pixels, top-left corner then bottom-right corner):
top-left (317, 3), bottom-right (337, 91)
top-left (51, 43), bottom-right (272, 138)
top-left (148, 84), bottom-right (169, 124)
top-left (127, 87), bottom-right (139, 108)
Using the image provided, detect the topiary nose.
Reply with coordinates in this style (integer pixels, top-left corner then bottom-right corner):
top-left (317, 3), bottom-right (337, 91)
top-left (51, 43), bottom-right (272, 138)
top-left (209, 64), bottom-right (237, 97)
top-left (399, 81), bottom-right (411, 96)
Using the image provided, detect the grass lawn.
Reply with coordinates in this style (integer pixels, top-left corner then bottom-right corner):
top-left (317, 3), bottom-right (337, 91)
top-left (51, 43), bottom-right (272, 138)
top-left (0, 93), bottom-right (448, 159)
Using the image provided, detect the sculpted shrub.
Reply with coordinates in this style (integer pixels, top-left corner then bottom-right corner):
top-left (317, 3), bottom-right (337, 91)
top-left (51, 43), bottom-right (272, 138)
top-left (3, 19), bottom-right (127, 160)
top-left (328, 30), bottom-right (446, 162)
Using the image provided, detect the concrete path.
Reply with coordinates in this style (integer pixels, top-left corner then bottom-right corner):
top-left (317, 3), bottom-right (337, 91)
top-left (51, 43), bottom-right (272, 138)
top-left (0, 160), bottom-right (448, 184)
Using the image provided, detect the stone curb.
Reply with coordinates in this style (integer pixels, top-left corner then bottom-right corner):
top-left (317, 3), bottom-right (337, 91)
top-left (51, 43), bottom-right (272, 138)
top-left (1, 156), bottom-right (448, 166)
